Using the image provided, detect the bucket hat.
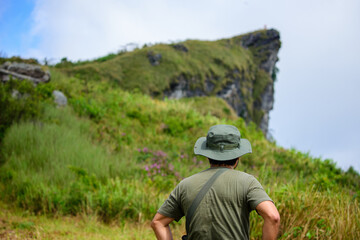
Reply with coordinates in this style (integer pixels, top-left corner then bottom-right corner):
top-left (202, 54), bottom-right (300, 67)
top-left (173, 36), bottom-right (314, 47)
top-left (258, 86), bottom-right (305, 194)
top-left (194, 125), bottom-right (252, 161)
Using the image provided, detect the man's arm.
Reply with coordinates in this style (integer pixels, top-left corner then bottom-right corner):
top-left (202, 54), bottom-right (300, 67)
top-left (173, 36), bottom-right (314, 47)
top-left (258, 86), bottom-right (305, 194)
top-left (151, 213), bottom-right (175, 240)
top-left (256, 201), bottom-right (280, 240)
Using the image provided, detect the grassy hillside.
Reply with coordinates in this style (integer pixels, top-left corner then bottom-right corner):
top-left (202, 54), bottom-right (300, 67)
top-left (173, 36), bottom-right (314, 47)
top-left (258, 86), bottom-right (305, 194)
top-left (54, 30), bottom-right (277, 126)
top-left (0, 66), bottom-right (359, 239)
top-left (56, 39), bottom-right (254, 95)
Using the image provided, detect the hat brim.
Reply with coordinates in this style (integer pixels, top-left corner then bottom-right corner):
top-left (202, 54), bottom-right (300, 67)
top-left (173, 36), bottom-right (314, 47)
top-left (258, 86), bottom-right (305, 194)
top-left (194, 137), bottom-right (252, 161)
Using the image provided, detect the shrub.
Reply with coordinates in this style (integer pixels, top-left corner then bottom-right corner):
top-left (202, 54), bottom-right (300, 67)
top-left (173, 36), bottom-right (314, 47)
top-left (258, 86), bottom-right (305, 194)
top-left (70, 96), bottom-right (105, 122)
top-left (138, 148), bottom-right (181, 191)
top-left (0, 79), bottom-right (45, 142)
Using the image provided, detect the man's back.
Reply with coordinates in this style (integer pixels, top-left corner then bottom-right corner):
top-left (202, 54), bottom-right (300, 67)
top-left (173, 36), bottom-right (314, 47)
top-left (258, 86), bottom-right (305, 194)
top-left (158, 167), bottom-right (272, 239)
top-left (151, 125), bottom-right (280, 240)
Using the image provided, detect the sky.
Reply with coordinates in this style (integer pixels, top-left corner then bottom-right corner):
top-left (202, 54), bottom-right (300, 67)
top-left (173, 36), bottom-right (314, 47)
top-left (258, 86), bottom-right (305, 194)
top-left (1, 0), bottom-right (359, 172)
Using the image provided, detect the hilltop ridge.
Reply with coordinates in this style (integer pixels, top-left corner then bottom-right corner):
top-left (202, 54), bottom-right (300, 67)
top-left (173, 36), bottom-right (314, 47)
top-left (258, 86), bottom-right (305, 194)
top-left (56, 29), bottom-right (281, 135)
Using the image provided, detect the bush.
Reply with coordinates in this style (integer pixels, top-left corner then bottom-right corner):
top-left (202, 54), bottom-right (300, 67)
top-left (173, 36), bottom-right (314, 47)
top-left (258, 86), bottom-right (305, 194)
top-left (0, 79), bottom-right (45, 142)
top-left (70, 96), bottom-right (105, 122)
top-left (137, 148), bottom-right (181, 191)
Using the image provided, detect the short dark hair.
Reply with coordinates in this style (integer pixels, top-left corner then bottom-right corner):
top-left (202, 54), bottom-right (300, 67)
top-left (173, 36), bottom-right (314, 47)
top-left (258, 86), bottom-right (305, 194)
top-left (208, 158), bottom-right (238, 166)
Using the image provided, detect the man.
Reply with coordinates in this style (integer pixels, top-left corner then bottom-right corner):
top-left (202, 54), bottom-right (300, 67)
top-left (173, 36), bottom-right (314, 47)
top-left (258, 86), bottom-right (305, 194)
top-left (151, 125), bottom-right (280, 239)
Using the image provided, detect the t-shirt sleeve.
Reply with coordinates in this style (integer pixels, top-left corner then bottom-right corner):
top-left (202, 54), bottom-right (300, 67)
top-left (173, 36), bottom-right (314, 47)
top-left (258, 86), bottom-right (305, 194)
top-left (247, 176), bottom-right (273, 211)
top-left (157, 184), bottom-right (184, 222)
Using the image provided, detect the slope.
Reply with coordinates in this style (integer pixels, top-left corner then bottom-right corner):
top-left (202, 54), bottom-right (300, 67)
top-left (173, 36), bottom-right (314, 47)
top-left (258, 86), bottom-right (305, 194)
top-left (0, 67), bottom-right (359, 239)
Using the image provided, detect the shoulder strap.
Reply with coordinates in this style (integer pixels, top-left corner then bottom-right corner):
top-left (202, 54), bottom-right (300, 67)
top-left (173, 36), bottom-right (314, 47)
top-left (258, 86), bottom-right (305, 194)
top-left (185, 168), bottom-right (228, 233)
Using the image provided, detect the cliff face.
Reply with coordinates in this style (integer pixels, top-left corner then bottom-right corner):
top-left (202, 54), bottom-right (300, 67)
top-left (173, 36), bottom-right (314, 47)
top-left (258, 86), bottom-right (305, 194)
top-left (241, 29), bottom-right (281, 135)
top-left (59, 29), bottom-right (281, 136)
top-left (164, 29), bottom-right (281, 135)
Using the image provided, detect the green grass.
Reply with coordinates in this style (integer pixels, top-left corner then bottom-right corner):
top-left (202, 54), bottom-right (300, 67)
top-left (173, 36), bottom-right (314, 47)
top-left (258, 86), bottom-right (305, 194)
top-left (61, 39), bottom-right (253, 94)
top-left (0, 200), bottom-right (186, 239)
top-left (0, 106), bottom-right (137, 185)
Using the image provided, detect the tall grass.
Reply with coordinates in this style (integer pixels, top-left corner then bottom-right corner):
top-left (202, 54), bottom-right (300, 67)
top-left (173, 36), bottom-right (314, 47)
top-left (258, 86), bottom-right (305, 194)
top-left (1, 106), bottom-right (138, 185)
top-left (249, 184), bottom-right (360, 239)
top-left (0, 105), bottom-right (150, 220)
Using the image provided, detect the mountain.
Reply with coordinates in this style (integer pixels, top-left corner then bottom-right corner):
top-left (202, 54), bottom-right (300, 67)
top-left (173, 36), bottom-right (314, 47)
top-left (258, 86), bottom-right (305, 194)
top-left (56, 29), bottom-right (281, 135)
top-left (0, 30), bottom-right (359, 239)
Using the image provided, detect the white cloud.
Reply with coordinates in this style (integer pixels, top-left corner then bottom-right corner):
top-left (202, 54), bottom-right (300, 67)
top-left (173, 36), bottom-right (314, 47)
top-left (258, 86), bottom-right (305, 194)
top-left (27, 0), bottom-right (270, 61)
top-left (28, 0), bottom-right (222, 60)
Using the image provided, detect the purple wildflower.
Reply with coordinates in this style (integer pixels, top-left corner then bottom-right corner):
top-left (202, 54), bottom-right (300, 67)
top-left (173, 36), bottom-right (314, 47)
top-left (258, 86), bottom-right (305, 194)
top-left (155, 150), bottom-right (167, 157)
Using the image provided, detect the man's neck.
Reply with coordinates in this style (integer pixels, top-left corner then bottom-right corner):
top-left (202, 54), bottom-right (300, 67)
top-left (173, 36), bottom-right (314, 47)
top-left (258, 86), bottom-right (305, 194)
top-left (210, 164), bottom-right (235, 169)
top-left (209, 158), bottom-right (239, 170)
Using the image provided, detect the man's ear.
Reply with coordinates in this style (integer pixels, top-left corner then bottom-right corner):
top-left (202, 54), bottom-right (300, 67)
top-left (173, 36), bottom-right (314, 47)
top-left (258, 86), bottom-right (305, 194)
top-left (234, 158), bottom-right (240, 169)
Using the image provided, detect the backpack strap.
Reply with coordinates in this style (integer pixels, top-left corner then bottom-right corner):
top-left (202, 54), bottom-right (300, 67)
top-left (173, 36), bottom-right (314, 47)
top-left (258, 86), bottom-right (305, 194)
top-left (185, 168), bottom-right (228, 233)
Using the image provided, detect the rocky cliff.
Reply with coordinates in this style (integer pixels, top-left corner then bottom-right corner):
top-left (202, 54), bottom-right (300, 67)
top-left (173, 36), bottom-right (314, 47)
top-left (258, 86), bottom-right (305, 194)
top-left (163, 29), bottom-right (281, 135)
top-left (59, 29), bottom-right (281, 136)
top-left (238, 29), bottom-right (281, 135)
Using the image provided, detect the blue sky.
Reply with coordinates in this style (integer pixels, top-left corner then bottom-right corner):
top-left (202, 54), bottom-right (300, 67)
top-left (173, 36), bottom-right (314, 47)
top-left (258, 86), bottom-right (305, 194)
top-left (1, 0), bottom-right (359, 172)
top-left (0, 0), bottom-right (37, 56)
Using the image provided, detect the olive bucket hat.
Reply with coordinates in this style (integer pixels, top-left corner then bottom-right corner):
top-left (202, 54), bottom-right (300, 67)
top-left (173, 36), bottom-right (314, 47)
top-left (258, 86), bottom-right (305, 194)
top-left (194, 125), bottom-right (252, 161)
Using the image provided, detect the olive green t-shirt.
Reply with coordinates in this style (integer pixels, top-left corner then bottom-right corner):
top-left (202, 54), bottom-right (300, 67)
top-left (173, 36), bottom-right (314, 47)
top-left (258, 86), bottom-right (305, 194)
top-left (158, 167), bottom-right (273, 240)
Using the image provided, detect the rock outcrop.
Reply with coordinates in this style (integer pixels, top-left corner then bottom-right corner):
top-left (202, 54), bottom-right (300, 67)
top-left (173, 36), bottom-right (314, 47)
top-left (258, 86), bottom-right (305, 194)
top-left (172, 44), bottom-right (189, 52)
top-left (241, 29), bottom-right (281, 135)
top-left (52, 90), bottom-right (68, 107)
top-left (147, 51), bottom-right (162, 66)
top-left (0, 62), bottom-right (51, 84)
top-left (164, 29), bottom-right (281, 136)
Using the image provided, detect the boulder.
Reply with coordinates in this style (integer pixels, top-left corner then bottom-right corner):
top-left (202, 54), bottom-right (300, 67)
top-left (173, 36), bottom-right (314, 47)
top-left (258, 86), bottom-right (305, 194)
top-left (172, 44), bottom-right (188, 52)
top-left (0, 62), bottom-right (51, 84)
top-left (52, 90), bottom-right (67, 107)
top-left (147, 51), bottom-right (162, 66)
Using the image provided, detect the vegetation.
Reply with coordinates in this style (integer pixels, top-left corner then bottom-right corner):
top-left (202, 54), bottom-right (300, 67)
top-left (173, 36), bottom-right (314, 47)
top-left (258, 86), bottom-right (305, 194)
top-left (0, 79), bottom-right (52, 142)
top-left (0, 64), bottom-right (359, 239)
top-left (0, 56), bottom-right (39, 65)
top-left (53, 30), bottom-right (278, 126)
top-left (0, 27), bottom-right (358, 239)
